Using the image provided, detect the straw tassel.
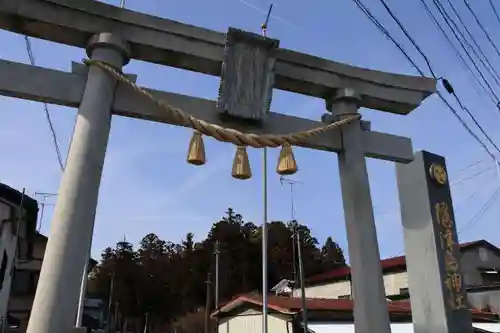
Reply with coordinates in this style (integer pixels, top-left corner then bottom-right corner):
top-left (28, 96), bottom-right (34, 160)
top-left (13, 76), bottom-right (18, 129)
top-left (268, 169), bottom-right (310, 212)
top-left (187, 131), bottom-right (206, 166)
top-left (276, 143), bottom-right (298, 175)
top-left (232, 146), bottom-right (252, 180)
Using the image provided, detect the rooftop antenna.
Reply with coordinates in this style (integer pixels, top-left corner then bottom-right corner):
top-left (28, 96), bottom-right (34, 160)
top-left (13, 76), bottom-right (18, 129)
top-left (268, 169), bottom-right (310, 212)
top-left (34, 192), bottom-right (57, 231)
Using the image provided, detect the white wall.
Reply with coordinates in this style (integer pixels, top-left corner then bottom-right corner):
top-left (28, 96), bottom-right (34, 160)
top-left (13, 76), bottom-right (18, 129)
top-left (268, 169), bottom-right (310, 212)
top-left (218, 309), bottom-right (291, 333)
top-left (0, 200), bottom-right (16, 329)
top-left (294, 272), bottom-right (409, 299)
top-left (308, 322), bottom-right (500, 333)
top-left (294, 280), bottom-right (351, 299)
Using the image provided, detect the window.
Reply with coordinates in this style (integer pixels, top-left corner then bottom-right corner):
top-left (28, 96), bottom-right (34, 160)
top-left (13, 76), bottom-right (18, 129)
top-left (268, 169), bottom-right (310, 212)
top-left (481, 270), bottom-right (500, 285)
top-left (338, 294), bottom-right (351, 300)
top-left (399, 288), bottom-right (409, 295)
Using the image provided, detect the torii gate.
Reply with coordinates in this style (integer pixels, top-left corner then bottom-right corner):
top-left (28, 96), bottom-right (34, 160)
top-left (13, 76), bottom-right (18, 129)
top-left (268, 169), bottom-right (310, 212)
top-left (0, 1), bottom-right (473, 333)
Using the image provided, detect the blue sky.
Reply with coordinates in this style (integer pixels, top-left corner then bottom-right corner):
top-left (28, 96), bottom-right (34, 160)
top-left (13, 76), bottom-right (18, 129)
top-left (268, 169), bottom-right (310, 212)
top-left (0, 0), bottom-right (499, 261)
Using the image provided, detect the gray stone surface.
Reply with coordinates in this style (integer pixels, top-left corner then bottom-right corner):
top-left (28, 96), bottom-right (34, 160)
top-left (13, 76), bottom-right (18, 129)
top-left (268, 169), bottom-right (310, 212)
top-left (396, 151), bottom-right (473, 333)
top-left (331, 89), bottom-right (391, 333)
top-left (0, 0), bottom-right (436, 114)
top-left (26, 34), bottom-right (129, 333)
top-left (217, 28), bottom-right (278, 122)
top-left (0, 59), bottom-right (415, 162)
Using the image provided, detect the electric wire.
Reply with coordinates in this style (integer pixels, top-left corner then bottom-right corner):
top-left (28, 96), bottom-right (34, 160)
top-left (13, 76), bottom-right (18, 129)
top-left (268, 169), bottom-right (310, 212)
top-left (376, 0), bottom-right (500, 152)
top-left (420, 0), bottom-right (497, 105)
top-left (463, 0), bottom-right (500, 61)
top-left (457, 158), bottom-right (486, 172)
top-left (351, 0), bottom-right (500, 257)
top-left (443, 0), bottom-right (500, 84)
top-left (490, 0), bottom-right (500, 26)
top-left (23, 36), bottom-right (65, 171)
top-left (351, 0), bottom-right (498, 160)
top-left (458, 185), bottom-right (500, 235)
top-left (451, 164), bottom-right (497, 187)
top-left (431, 0), bottom-right (500, 101)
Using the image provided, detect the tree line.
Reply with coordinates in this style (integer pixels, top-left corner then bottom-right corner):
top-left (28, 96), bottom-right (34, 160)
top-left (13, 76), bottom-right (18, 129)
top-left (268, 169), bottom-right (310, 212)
top-left (88, 208), bottom-right (346, 332)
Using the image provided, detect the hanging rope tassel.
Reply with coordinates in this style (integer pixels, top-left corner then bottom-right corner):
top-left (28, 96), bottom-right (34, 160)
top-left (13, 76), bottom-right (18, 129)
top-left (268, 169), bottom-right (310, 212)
top-left (232, 146), bottom-right (252, 180)
top-left (187, 130), bottom-right (206, 166)
top-left (276, 143), bottom-right (298, 175)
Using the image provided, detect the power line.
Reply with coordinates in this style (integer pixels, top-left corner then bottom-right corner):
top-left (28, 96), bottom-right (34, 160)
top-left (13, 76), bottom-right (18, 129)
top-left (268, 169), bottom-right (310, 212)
top-left (463, 0), bottom-right (500, 61)
top-left (419, 0), bottom-right (497, 105)
top-left (375, 0), bottom-right (500, 153)
top-left (23, 36), bottom-right (65, 171)
top-left (451, 164), bottom-right (497, 187)
top-left (457, 158), bottom-right (486, 172)
top-left (442, 79), bottom-right (500, 154)
top-left (351, 0), bottom-right (498, 160)
top-left (430, 0), bottom-right (500, 100)
top-left (458, 185), bottom-right (500, 235)
top-left (443, 0), bottom-right (500, 84)
top-left (490, 0), bottom-right (500, 26)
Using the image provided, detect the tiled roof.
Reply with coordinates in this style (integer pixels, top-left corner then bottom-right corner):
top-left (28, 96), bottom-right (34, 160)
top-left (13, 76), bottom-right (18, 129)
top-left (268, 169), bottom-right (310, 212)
top-left (306, 240), bottom-right (494, 284)
top-left (212, 294), bottom-right (498, 322)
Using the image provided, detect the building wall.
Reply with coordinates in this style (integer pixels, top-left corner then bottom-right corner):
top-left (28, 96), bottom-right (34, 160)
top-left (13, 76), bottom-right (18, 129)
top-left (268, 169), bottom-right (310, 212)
top-left (468, 289), bottom-right (500, 312)
top-left (0, 200), bottom-right (17, 330)
top-left (218, 309), bottom-right (291, 333)
top-left (460, 247), bottom-right (500, 286)
top-left (294, 280), bottom-right (351, 299)
top-left (295, 272), bottom-right (408, 299)
top-left (383, 272), bottom-right (409, 296)
top-left (299, 246), bottom-right (500, 300)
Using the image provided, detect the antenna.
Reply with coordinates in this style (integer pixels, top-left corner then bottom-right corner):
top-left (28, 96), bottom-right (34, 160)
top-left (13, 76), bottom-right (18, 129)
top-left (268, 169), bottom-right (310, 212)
top-left (279, 177), bottom-right (303, 222)
top-left (34, 192), bottom-right (57, 231)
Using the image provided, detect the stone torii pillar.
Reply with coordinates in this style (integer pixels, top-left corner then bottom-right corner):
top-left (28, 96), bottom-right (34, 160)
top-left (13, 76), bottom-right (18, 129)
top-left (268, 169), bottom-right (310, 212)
top-left (327, 89), bottom-right (391, 333)
top-left (26, 33), bottom-right (130, 333)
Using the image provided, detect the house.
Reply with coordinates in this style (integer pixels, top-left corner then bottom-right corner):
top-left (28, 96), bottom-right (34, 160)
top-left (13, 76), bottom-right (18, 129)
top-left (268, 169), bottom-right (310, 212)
top-left (0, 184), bottom-right (38, 332)
top-left (293, 240), bottom-right (500, 311)
top-left (7, 232), bottom-right (99, 332)
top-left (212, 294), bottom-right (500, 333)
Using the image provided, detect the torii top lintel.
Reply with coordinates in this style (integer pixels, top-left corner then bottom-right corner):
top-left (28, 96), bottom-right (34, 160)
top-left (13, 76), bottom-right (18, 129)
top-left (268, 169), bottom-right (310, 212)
top-left (0, 0), bottom-right (436, 115)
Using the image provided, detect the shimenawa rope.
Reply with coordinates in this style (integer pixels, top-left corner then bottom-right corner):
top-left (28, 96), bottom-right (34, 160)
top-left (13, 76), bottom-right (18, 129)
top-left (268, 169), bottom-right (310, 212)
top-left (83, 59), bottom-right (361, 149)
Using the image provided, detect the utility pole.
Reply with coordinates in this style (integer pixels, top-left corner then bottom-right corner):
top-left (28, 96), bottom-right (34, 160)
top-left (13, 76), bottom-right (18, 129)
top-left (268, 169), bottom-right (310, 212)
top-left (205, 272), bottom-right (212, 333)
top-left (279, 176), bottom-right (303, 287)
top-left (106, 270), bottom-right (115, 333)
top-left (296, 229), bottom-right (308, 333)
top-left (213, 241), bottom-right (220, 310)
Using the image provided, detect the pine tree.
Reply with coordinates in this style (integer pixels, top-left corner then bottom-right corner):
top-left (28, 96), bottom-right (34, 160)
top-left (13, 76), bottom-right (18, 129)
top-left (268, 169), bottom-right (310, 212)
top-left (321, 237), bottom-right (346, 269)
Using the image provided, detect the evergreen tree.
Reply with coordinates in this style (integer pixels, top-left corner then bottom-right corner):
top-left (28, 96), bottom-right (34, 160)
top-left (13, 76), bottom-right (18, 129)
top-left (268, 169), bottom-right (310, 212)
top-left (90, 208), bottom-right (347, 332)
top-left (320, 236), bottom-right (346, 269)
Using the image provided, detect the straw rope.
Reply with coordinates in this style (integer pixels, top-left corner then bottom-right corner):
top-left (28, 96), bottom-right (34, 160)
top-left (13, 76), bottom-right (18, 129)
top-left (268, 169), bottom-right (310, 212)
top-left (84, 59), bottom-right (361, 148)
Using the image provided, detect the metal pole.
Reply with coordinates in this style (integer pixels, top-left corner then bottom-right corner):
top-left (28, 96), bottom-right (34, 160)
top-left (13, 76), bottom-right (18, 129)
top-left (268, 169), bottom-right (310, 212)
top-left (38, 201), bottom-right (45, 231)
top-left (260, 6), bottom-right (272, 332)
top-left (296, 230), bottom-right (308, 333)
top-left (107, 270), bottom-right (115, 333)
top-left (262, 147), bottom-right (269, 333)
top-left (204, 273), bottom-right (212, 333)
top-left (75, 255), bottom-right (89, 327)
top-left (214, 241), bottom-right (220, 309)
